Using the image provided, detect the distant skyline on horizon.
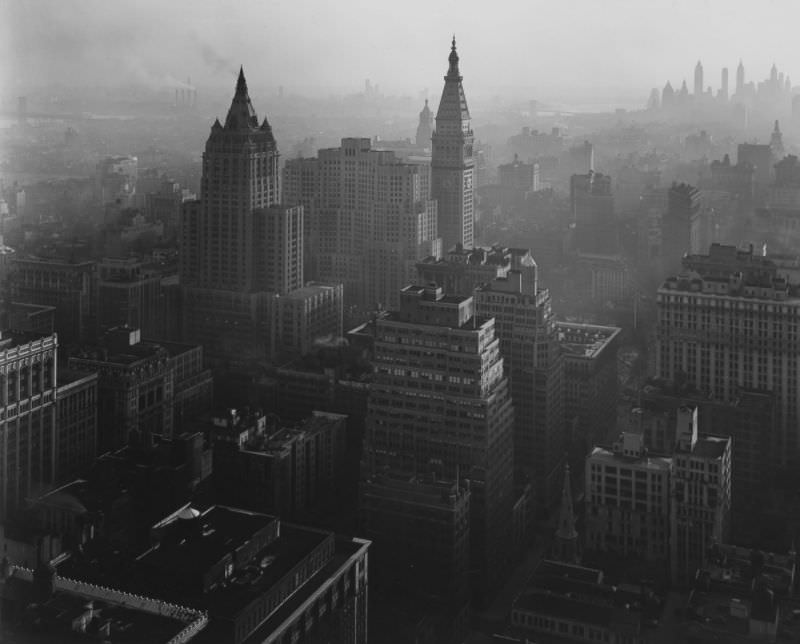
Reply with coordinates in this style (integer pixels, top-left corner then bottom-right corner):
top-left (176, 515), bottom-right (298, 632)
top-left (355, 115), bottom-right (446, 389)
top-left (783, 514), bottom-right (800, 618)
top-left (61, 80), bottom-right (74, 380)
top-left (3, 0), bottom-right (800, 104)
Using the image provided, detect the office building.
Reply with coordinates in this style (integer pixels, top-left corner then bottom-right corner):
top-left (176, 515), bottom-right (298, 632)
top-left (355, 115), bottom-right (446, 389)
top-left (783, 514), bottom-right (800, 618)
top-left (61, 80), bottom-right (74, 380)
top-left (660, 182), bottom-right (702, 278)
top-left (431, 37), bottom-right (475, 251)
top-left (9, 257), bottom-right (96, 344)
top-left (0, 331), bottom-right (58, 520)
top-left (720, 67), bottom-right (729, 101)
top-left (670, 406), bottom-right (732, 585)
top-left (284, 138), bottom-right (439, 313)
top-left (707, 154), bottom-right (754, 201)
top-left (362, 284), bottom-right (514, 603)
top-left (180, 68), bottom-right (307, 363)
top-left (96, 257), bottom-right (165, 337)
top-left (656, 243), bottom-right (800, 466)
top-left (271, 282), bottom-right (344, 358)
top-left (585, 432), bottom-right (672, 562)
top-left (570, 171), bottom-right (616, 255)
top-left (737, 142), bottom-right (773, 188)
top-left (54, 368), bottom-right (97, 483)
top-left (69, 327), bottom-right (212, 453)
top-left (474, 265), bottom-right (564, 511)
top-left (210, 408), bottom-right (347, 520)
top-left (557, 322), bottom-right (621, 451)
top-left (416, 244), bottom-right (517, 297)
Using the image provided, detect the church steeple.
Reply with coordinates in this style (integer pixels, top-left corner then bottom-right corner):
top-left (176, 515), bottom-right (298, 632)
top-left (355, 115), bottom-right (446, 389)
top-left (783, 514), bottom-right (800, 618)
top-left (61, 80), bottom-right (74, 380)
top-left (552, 462), bottom-right (580, 564)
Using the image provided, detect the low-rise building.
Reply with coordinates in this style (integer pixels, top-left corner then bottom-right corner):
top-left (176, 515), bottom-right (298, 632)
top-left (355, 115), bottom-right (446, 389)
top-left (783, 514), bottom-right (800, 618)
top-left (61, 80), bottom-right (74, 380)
top-left (585, 432), bottom-right (672, 562)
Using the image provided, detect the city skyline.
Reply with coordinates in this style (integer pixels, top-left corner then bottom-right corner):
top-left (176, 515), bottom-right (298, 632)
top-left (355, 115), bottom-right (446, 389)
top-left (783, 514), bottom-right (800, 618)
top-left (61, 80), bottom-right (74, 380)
top-left (4, 0), bottom-right (800, 103)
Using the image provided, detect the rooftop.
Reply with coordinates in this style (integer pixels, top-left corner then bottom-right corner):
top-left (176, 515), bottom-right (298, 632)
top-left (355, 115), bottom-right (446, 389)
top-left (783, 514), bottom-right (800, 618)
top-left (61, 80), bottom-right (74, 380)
top-left (1, 566), bottom-right (206, 643)
top-left (556, 322), bottom-right (622, 359)
top-left (688, 435), bottom-right (729, 460)
top-left (140, 505), bottom-right (276, 577)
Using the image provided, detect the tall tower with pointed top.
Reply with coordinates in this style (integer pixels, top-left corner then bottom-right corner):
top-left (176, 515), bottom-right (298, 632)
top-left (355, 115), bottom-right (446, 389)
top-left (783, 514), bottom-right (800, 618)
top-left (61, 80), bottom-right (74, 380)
top-left (552, 463), bottom-right (580, 564)
top-left (771, 120), bottom-right (784, 159)
top-left (431, 37), bottom-right (475, 251)
top-left (736, 60), bottom-right (745, 94)
top-left (694, 60), bottom-right (704, 97)
top-left (181, 67), bottom-right (304, 362)
top-left (415, 99), bottom-right (433, 148)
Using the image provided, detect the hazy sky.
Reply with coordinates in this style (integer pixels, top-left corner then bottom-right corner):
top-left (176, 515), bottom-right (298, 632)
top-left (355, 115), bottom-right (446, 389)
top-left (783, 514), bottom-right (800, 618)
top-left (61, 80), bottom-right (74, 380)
top-left (3, 0), bottom-right (800, 102)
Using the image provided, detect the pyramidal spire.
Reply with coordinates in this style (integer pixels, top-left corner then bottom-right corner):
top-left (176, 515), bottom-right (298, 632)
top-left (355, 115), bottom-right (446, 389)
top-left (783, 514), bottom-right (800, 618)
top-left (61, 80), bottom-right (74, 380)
top-left (224, 65), bottom-right (259, 130)
top-left (236, 65), bottom-right (247, 95)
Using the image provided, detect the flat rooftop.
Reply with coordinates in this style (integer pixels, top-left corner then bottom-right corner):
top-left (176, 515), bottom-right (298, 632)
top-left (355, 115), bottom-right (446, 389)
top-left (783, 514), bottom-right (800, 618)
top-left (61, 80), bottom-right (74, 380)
top-left (691, 436), bottom-right (729, 459)
top-left (589, 446), bottom-right (673, 470)
top-left (140, 506), bottom-right (276, 576)
top-left (1, 568), bottom-right (203, 644)
top-left (556, 322), bottom-right (622, 359)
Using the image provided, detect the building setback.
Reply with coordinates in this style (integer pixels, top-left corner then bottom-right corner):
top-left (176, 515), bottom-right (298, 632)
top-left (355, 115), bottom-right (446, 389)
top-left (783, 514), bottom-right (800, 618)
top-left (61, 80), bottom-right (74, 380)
top-left (474, 263), bottom-right (565, 512)
top-left (361, 284), bottom-right (514, 605)
top-left (180, 68), bottom-right (310, 364)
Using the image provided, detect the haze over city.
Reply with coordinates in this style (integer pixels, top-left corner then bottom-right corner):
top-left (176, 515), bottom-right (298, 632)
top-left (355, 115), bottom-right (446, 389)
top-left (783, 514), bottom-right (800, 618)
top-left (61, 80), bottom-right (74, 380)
top-left (4, 0), bottom-right (800, 103)
top-left (5, 1), bottom-right (800, 643)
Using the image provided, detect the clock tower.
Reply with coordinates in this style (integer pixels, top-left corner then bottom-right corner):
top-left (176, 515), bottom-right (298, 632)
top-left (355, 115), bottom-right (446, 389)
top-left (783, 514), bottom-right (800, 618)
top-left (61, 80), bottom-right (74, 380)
top-left (431, 37), bottom-right (475, 251)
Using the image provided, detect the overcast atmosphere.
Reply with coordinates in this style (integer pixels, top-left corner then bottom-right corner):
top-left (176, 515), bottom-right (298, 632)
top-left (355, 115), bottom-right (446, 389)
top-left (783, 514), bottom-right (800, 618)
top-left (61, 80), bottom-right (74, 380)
top-left (4, 0), bottom-right (800, 102)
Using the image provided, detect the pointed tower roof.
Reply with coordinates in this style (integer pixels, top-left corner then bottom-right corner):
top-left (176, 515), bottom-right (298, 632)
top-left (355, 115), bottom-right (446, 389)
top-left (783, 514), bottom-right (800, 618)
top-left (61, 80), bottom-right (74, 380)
top-left (224, 66), bottom-right (259, 130)
top-left (436, 36), bottom-right (470, 122)
top-left (420, 98), bottom-right (431, 118)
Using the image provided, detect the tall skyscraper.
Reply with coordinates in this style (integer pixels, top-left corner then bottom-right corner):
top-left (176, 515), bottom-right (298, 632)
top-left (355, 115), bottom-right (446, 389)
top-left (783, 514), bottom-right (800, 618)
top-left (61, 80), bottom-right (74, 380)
top-left (362, 284), bottom-right (514, 604)
top-left (736, 59), bottom-right (745, 94)
top-left (431, 37), bottom-right (475, 251)
top-left (694, 60), bottom-right (704, 96)
top-left (283, 138), bottom-right (440, 313)
top-left (720, 67), bottom-right (729, 101)
top-left (473, 263), bottom-right (565, 512)
top-left (415, 98), bottom-right (434, 148)
top-left (181, 68), bottom-right (305, 362)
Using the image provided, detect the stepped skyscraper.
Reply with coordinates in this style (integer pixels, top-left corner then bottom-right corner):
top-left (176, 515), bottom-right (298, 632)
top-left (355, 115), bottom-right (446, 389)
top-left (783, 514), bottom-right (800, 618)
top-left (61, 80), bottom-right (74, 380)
top-left (181, 68), bottom-right (310, 363)
top-left (431, 37), bottom-right (475, 251)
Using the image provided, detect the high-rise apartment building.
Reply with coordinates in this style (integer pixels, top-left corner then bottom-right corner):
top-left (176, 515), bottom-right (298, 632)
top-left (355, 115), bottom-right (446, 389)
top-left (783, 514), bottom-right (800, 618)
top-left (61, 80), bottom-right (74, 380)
top-left (473, 265), bottom-right (565, 511)
top-left (362, 284), bottom-right (514, 603)
top-left (180, 68), bottom-right (305, 362)
top-left (283, 138), bottom-right (440, 312)
top-left (656, 243), bottom-right (800, 466)
top-left (431, 38), bottom-right (475, 251)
